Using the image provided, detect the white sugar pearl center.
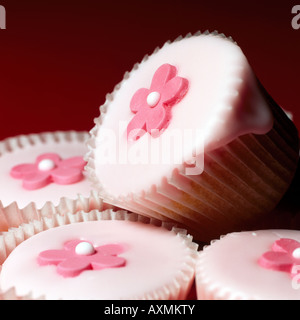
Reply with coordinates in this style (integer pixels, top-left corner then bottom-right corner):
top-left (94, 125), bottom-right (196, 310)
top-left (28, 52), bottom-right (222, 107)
top-left (38, 159), bottom-right (56, 171)
top-left (147, 91), bottom-right (160, 107)
top-left (75, 242), bottom-right (95, 256)
top-left (293, 248), bottom-right (300, 259)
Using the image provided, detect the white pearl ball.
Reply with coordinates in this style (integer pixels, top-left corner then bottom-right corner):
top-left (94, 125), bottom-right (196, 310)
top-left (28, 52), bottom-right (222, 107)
top-left (293, 248), bottom-right (300, 259)
top-left (75, 242), bottom-right (95, 256)
top-left (38, 159), bottom-right (56, 171)
top-left (147, 91), bottom-right (160, 107)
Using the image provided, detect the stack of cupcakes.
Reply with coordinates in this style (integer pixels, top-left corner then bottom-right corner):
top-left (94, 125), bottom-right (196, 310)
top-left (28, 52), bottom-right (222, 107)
top-left (0, 30), bottom-right (299, 300)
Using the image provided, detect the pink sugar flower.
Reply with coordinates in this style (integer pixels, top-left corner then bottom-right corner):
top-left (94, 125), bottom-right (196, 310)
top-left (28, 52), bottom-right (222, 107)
top-left (10, 153), bottom-right (86, 190)
top-left (259, 238), bottom-right (300, 277)
top-left (38, 239), bottom-right (126, 278)
top-left (127, 63), bottom-right (189, 141)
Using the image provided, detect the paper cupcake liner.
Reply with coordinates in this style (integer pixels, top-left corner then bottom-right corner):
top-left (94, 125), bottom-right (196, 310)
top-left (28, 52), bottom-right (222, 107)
top-left (0, 190), bottom-right (115, 232)
top-left (0, 209), bottom-right (199, 300)
top-left (195, 240), bottom-right (233, 300)
top-left (86, 30), bottom-right (299, 242)
top-left (0, 287), bottom-right (40, 300)
top-left (0, 130), bottom-right (89, 158)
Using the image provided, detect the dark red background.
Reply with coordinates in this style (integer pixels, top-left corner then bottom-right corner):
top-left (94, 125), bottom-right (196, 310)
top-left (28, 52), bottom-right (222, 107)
top-left (0, 0), bottom-right (299, 140)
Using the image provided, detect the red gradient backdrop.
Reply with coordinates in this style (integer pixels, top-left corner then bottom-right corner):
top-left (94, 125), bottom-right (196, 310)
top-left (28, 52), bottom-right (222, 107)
top-left (0, 0), bottom-right (299, 140)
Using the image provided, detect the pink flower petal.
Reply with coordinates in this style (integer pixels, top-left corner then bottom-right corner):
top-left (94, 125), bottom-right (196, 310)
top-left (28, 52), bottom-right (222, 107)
top-left (259, 251), bottom-right (294, 272)
top-left (130, 88), bottom-right (150, 113)
top-left (51, 167), bottom-right (83, 185)
top-left (91, 255), bottom-right (126, 270)
top-left (22, 171), bottom-right (52, 190)
top-left (38, 249), bottom-right (71, 266)
top-left (57, 257), bottom-right (92, 277)
top-left (10, 163), bottom-right (37, 179)
top-left (272, 238), bottom-right (300, 254)
top-left (161, 76), bottom-right (189, 106)
top-left (127, 111), bottom-right (147, 141)
top-left (59, 156), bottom-right (86, 170)
top-left (145, 104), bottom-right (167, 134)
top-left (150, 64), bottom-right (177, 91)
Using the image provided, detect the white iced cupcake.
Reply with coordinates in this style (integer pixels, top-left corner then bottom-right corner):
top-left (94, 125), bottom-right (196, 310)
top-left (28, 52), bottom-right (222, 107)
top-left (86, 31), bottom-right (299, 241)
top-left (0, 210), bottom-right (198, 300)
top-left (0, 131), bottom-right (110, 231)
top-left (196, 229), bottom-right (300, 300)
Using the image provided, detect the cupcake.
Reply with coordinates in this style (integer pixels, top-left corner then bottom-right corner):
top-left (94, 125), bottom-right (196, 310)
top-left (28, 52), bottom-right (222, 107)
top-left (195, 229), bottom-right (300, 300)
top-left (0, 131), bottom-right (108, 231)
top-left (86, 31), bottom-right (299, 242)
top-left (0, 209), bottom-right (198, 300)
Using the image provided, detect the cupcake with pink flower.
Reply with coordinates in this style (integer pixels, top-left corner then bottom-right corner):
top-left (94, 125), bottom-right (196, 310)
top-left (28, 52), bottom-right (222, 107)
top-left (196, 229), bottom-right (300, 300)
top-left (86, 31), bottom-right (299, 242)
top-left (0, 209), bottom-right (198, 300)
top-left (0, 131), bottom-right (108, 231)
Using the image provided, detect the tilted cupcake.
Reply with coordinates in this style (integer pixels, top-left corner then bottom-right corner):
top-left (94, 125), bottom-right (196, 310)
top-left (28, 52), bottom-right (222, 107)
top-left (196, 229), bottom-right (300, 300)
top-left (86, 31), bottom-right (299, 242)
top-left (0, 131), bottom-right (108, 231)
top-left (0, 210), bottom-right (198, 300)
